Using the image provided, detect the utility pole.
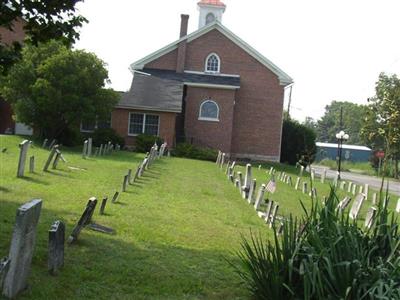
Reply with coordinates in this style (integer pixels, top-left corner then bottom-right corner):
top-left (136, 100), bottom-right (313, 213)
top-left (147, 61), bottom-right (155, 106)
top-left (286, 85), bottom-right (293, 119)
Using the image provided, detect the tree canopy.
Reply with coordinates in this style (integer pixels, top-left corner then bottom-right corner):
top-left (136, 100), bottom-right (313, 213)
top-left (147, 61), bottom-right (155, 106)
top-left (0, 40), bottom-right (119, 140)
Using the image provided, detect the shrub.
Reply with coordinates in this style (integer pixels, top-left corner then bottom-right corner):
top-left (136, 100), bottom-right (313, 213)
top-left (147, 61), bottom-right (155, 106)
top-left (232, 189), bottom-right (400, 299)
top-left (135, 134), bottom-right (163, 153)
top-left (91, 128), bottom-right (125, 148)
top-left (172, 143), bottom-right (218, 162)
top-left (281, 118), bottom-right (316, 166)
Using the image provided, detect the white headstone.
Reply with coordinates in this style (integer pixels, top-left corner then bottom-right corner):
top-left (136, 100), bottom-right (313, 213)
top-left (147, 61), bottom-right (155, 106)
top-left (295, 177), bottom-right (300, 190)
top-left (364, 207), bottom-right (377, 229)
top-left (299, 165), bottom-right (304, 177)
top-left (269, 203), bottom-right (279, 228)
top-left (337, 196), bottom-right (352, 213)
top-left (247, 179), bottom-right (257, 204)
top-left (396, 198), bottom-right (400, 213)
top-left (254, 184), bottom-right (266, 210)
top-left (347, 182), bottom-right (353, 193)
top-left (352, 184), bottom-right (357, 195)
top-left (372, 193), bottom-right (377, 205)
top-left (364, 184), bottom-right (369, 199)
top-left (82, 140), bottom-right (88, 159)
top-left (17, 140), bottom-right (30, 178)
top-left (349, 194), bottom-right (366, 220)
top-left (243, 164), bottom-right (252, 199)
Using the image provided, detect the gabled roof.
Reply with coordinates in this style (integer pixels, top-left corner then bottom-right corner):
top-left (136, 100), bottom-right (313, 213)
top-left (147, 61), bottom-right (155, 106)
top-left (130, 21), bottom-right (293, 86)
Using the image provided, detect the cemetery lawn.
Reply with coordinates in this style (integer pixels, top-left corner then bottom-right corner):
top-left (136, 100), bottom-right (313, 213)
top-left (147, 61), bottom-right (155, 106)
top-left (1, 136), bottom-right (398, 299)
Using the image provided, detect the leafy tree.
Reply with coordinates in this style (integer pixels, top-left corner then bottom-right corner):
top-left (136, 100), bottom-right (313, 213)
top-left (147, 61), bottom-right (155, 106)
top-left (0, 0), bottom-right (87, 73)
top-left (361, 73), bottom-right (400, 178)
top-left (316, 101), bottom-right (368, 145)
top-left (303, 116), bottom-right (317, 132)
top-left (281, 118), bottom-right (316, 165)
top-left (0, 40), bottom-right (119, 141)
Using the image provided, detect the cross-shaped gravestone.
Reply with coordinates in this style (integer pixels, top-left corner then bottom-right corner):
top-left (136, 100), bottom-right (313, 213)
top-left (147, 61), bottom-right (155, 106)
top-left (254, 184), bottom-right (266, 211)
top-left (17, 140), bottom-right (30, 177)
top-left (48, 220), bottom-right (65, 275)
top-left (364, 207), bottom-right (377, 229)
top-left (2, 199), bottom-right (42, 299)
top-left (349, 194), bottom-right (366, 220)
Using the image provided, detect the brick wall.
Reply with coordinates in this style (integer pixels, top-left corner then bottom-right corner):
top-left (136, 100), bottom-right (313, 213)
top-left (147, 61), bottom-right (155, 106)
top-left (112, 108), bottom-right (177, 148)
top-left (0, 18), bottom-right (25, 45)
top-left (184, 86), bottom-right (236, 153)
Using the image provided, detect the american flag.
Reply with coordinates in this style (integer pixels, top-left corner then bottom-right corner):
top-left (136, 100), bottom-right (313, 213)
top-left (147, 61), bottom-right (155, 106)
top-left (266, 180), bottom-right (276, 193)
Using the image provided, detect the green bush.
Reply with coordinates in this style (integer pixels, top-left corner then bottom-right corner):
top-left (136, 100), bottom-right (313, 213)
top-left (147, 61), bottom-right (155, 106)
top-left (91, 128), bottom-right (125, 148)
top-left (281, 119), bottom-right (316, 166)
top-left (172, 143), bottom-right (218, 162)
top-left (232, 190), bottom-right (400, 299)
top-left (135, 134), bottom-right (163, 153)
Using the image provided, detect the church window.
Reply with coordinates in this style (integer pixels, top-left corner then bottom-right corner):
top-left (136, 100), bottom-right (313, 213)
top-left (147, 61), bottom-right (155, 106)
top-left (205, 53), bottom-right (220, 73)
top-left (199, 100), bottom-right (219, 121)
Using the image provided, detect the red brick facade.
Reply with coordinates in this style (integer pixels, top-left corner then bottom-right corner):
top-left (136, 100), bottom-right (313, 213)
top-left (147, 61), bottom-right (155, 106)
top-left (141, 29), bottom-right (285, 161)
top-left (112, 108), bottom-right (176, 148)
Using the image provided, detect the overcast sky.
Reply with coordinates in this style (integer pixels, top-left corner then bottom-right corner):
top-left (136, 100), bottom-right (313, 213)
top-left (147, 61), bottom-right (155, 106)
top-left (75, 0), bottom-right (400, 121)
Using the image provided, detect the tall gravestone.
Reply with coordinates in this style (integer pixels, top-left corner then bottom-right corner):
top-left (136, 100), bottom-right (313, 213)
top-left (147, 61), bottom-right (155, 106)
top-left (254, 184), bottom-right (266, 210)
top-left (242, 164), bottom-right (252, 199)
top-left (302, 182), bottom-right (307, 194)
top-left (337, 196), bottom-right (352, 213)
top-left (43, 145), bottom-right (58, 171)
top-left (2, 199), bottom-right (42, 299)
top-left (122, 175), bottom-right (129, 192)
top-left (29, 156), bottom-right (35, 173)
top-left (352, 184), bottom-right (357, 195)
top-left (48, 220), bottom-right (65, 275)
top-left (396, 198), bottom-right (400, 213)
top-left (372, 193), bottom-right (377, 205)
top-left (48, 139), bottom-right (56, 150)
top-left (347, 182), bottom-right (353, 193)
top-left (52, 150), bottom-right (62, 169)
top-left (99, 197), bottom-right (108, 215)
top-left (17, 140), bottom-right (30, 178)
top-left (247, 179), bottom-right (257, 204)
top-left (295, 177), bottom-right (300, 190)
top-left (82, 140), bottom-right (88, 159)
top-left (269, 203), bottom-right (279, 228)
top-left (87, 138), bottom-right (93, 157)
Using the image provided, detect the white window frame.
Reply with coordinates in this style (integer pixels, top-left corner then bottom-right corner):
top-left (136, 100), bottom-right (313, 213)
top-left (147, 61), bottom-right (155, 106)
top-left (204, 53), bottom-right (221, 74)
top-left (198, 100), bottom-right (220, 122)
top-left (128, 112), bottom-right (160, 136)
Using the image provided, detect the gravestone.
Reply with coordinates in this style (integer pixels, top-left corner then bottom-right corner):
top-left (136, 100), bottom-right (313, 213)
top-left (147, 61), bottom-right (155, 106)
top-left (269, 167), bottom-right (274, 175)
top-left (87, 138), bottom-right (93, 157)
top-left (133, 165), bottom-right (141, 182)
top-left (352, 184), bottom-right (357, 195)
top-left (229, 174), bottom-right (234, 183)
top-left (299, 165), bottom-right (304, 177)
top-left (311, 188), bottom-right (317, 198)
top-left (269, 203), bottom-right (279, 228)
top-left (216, 151), bottom-right (221, 165)
top-left (349, 194), bottom-right (366, 220)
top-left (82, 140), bottom-right (88, 159)
top-left (337, 196), bottom-right (352, 213)
top-left (347, 182), bottom-right (353, 193)
top-left (48, 220), bottom-right (65, 275)
top-left (225, 161), bottom-right (231, 175)
top-left (372, 193), bottom-right (377, 205)
top-left (17, 140), bottom-right (30, 177)
top-left (243, 164), bottom-right (252, 199)
top-left (321, 169), bottom-right (326, 183)
top-left (254, 184), bottom-right (266, 210)
top-left (52, 150), bottom-right (62, 169)
top-left (359, 185), bottom-right (363, 194)
top-left (2, 199), bottom-right (42, 299)
top-left (264, 200), bottom-right (274, 224)
top-left (111, 191), bottom-right (120, 203)
top-left (48, 139), bottom-right (56, 150)
top-left (122, 175), bottom-right (129, 192)
top-left (0, 258), bottom-right (10, 290)
top-left (99, 144), bottom-right (104, 156)
top-left (220, 153), bottom-right (226, 169)
top-left (340, 181), bottom-right (346, 190)
top-left (237, 172), bottom-right (243, 191)
top-left (258, 165), bottom-right (261, 170)
top-left (295, 177), bottom-right (301, 190)
top-left (364, 184), bottom-right (369, 199)
top-left (396, 198), bottom-right (400, 213)
top-left (68, 198), bottom-right (97, 243)
top-left (364, 207), bottom-right (377, 229)
top-left (247, 179), bottom-right (257, 204)
top-left (302, 182), bottom-right (307, 194)
top-left (310, 170), bottom-right (315, 182)
top-left (43, 145), bottom-right (58, 171)
top-left (127, 169), bottom-right (132, 184)
top-left (42, 138), bottom-right (48, 148)
top-left (287, 176), bottom-right (292, 186)
top-left (29, 156), bottom-right (35, 173)
top-left (99, 196), bottom-right (108, 215)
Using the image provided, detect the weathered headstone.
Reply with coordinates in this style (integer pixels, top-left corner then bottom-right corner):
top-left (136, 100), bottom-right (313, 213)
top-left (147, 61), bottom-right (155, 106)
top-left (352, 184), bottom-right (357, 195)
top-left (17, 140), bottom-right (30, 177)
top-left (364, 207), bottom-right (377, 229)
top-left (337, 196), bottom-right (352, 213)
top-left (2, 199), bottom-right (42, 299)
top-left (42, 138), bottom-right (48, 148)
top-left (364, 184), bottom-right (369, 199)
top-left (311, 188), bottom-right (317, 198)
top-left (43, 145), bottom-right (58, 171)
top-left (372, 193), bottom-right (377, 205)
top-left (247, 179), bottom-right (257, 204)
top-left (269, 166), bottom-right (274, 175)
top-left (258, 165), bottom-right (261, 170)
top-left (396, 198), bottom-right (400, 213)
top-left (347, 182), bottom-right (353, 193)
top-left (122, 175), bottom-right (129, 192)
top-left (225, 161), bottom-right (231, 175)
top-left (358, 185), bottom-right (364, 194)
top-left (220, 153), bottom-right (226, 169)
top-left (237, 172), bottom-right (243, 191)
top-left (133, 165), bottom-right (141, 182)
top-left (111, 191), bottom-right (119, 203)
top-left (269, 203), bottom-right (279, 228)
top-left (287, 176), bottom-right (293, 186)
top-left (29, 156), bottom-right (35, 173)
top-left (254, 184), bottom-right (266, 210)
top-left (52, 150), bottom-right (62, 169)
top-left (87, 138), bottom-right (93, 157)
top-left (127, 169), bottom-right (132, 184)
top-left (349, 194), bottom-right (366, 220)
top-left (299, 165), bottom-right (304, 177)
top-left (68, 198), bottom-right (97, 243)
top-left (310, 169), bottom-right (315, 182)
top-left (82, 140), bottom-right (88, 159)
top-left (0, 258), bottom-right (11, 290)
top-left (340, 181), bottom-right (346, 190)
top-left (295, 177), bottom-right (301, 190)
top-left (48, 221), bottom-right (65, 275)
top-left (94, 147), bottom-right (99, 156)
top-left (99, 196), bottom-right (108, 215)
top-left (242, 164), bottom-right (252, 199)
top-left (302, 182), bottom-right (307, 194)
top-left (263, 200), bottom-right (274, 224)
top-left (216, 151), bottom-right (221, 165)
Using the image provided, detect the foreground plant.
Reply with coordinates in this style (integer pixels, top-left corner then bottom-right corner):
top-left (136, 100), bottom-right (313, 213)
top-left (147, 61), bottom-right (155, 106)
top-left (232, 189), bottom-right (400, 299)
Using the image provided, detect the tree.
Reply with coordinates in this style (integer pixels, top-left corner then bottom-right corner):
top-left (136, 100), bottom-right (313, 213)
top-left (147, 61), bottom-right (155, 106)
top-left (303, 116), bottom-right (317, 132)
top-left (361, 73), bottom-right (400, 178)
top-left (0, 40), bottom-right (119, 141)
top-left (0, 0), bottom-right (87, 73)
top-left (281, 118), bottom-right (316, 165)
top-left (316, 101), bottom-right (368, 145)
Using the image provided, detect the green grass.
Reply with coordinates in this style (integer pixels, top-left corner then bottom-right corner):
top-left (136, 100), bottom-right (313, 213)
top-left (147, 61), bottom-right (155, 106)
top-left (0, 135), bottom-right (398, 299)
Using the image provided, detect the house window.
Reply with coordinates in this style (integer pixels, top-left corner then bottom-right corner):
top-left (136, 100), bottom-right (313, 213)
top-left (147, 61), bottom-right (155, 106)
top-left (199, 100), bottom-right (219, 121)
top-left (206, 13), bottom-right (216, 25)
top-left (205, 53), bottom-right (220, 73)
top-left (80, 120), bottom-right (96, 133)
top-left (129, 113), bottom-right (160, 136)
top-left (80, 115), bottom-right (112, 133)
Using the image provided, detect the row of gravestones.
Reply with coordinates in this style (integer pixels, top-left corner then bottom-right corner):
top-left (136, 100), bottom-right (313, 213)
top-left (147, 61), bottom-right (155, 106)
top-left (216, 151), bottom-right (282, 231)
top-left (1, 142), bottom-right (169, 299)
top-left (16, 140), bottom-right (67, 178)
top-left (82, 138), bottom-right (121, 159)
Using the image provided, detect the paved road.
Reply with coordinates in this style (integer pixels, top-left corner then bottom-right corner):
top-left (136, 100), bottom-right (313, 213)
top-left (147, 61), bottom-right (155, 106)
top-left (312, 165), bottom-right (400, 197)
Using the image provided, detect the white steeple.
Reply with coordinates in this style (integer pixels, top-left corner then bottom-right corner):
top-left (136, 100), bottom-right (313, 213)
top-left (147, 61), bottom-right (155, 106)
top-left (197, 0), bottom-right (226, 29)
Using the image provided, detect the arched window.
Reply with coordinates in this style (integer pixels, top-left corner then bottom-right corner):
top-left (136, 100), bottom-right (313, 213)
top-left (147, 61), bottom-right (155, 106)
top-left (199, 100), bottom-right (219, 121)
top-left (205, 53), bottom-right (220, 73)
top-left (206, 13), bottom-right (216, 25)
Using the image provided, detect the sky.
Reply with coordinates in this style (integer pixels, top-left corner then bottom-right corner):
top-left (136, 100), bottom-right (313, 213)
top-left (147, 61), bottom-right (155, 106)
top-left (74, 0), bottom-right (400, 122)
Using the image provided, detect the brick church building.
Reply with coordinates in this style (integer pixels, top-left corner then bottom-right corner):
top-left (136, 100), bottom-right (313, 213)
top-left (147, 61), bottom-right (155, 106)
top-left (113, 0), bottom-right (293, 161)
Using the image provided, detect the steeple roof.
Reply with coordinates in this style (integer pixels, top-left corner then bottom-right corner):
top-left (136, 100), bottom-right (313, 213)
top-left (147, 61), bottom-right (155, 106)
top-left (197, 0), bottom-right (226, 8)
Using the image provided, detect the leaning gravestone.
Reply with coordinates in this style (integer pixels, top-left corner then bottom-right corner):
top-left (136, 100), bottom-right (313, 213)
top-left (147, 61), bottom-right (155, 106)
top-left (17, 140), bottom-right (30, 177)
top-left (52, 150), bottom-right (62, 169)
top-left (68, 198), bottom-right (98, 244)
top-left (349, 194), bottom-right (366, 220)
top-left (2, 199), bottom-right (42, 299)
top-left (48, 139), bottom-right (56, 150)
top-left (237, 172), bottom-right (243, 191)
top-left (122, 175), bottom-right (129, 192)
top-left (43, 145), bottom-right (58, 171)
top-left (263, 200), bottom-right (274, 224)
top-left (269, 203), bottom-right (279, 228)
top-left (111, 191), bottom-right (120, 203)
top-left (337, 196), bottom-right (352, 213)
top-left (48, 220), bottom-right (65, 275)
top-left (364, 207), bottom-right (377, 229)
top-left (99, 197), bottom-right (108, 215)
top-left (254, 184), bottom-right (266, 211)
top-left (29, 156), bottom-right (35, 173)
